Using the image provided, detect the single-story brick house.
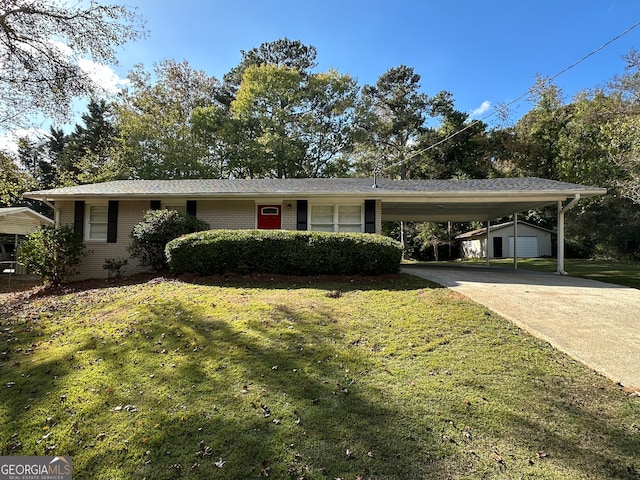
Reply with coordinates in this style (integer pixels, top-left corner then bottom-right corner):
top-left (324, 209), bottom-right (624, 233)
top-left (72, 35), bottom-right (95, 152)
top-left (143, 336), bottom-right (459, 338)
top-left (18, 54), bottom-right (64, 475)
top-left (457, 221), bottom-right (553, 259)
top-left (24, 177), bottom-right (606, 278)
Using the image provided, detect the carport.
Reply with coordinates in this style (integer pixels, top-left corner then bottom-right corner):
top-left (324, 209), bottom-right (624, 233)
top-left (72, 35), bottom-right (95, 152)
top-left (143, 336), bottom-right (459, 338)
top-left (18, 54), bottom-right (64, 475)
top-left (375, 177), bottom-right (606, 274)
top-left (0, 207), bottom-right (54, 274)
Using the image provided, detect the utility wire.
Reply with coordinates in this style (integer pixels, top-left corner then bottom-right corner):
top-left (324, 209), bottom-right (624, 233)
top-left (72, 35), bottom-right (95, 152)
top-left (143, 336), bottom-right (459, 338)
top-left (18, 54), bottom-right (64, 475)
top-left (381, 18), bottom-right (640, 173)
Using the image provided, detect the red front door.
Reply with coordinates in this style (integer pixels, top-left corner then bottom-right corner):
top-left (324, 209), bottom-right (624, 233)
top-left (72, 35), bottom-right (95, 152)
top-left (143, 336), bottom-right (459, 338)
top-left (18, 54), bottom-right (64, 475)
top-left (257, 205), bottom-right (281, 229)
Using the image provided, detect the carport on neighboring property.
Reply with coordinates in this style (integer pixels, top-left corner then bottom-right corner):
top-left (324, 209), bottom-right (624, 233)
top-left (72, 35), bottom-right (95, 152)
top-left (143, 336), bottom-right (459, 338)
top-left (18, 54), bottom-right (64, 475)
top-left (0, 207), bottom-right (54, 273)
top-left (402, 264), bottom-right (640, 389)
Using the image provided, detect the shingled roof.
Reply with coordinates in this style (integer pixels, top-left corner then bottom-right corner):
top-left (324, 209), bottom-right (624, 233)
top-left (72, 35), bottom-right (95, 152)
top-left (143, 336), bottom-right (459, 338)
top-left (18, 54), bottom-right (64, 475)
top-left (25, 177), bottom-right (606, 199)
top-left (24, 177), bottom-right (606, 222)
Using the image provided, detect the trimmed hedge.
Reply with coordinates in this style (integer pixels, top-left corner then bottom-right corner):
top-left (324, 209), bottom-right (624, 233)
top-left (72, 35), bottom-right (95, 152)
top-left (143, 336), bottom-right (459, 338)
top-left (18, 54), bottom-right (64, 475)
top-left (165, 229), bottom-right (403, 276)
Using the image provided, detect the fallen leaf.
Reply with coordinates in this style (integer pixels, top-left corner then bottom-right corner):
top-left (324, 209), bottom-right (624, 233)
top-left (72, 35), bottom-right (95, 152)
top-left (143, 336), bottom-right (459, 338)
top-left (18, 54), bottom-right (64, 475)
top-left (260, 459), bottom-right (270, 477)
top-left (491, 451), bottom-right (505, 466)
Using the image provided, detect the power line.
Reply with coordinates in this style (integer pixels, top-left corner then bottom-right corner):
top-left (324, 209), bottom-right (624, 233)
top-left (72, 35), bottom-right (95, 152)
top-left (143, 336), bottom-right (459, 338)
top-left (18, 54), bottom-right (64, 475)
top-left (381, 18), bottom-right (640, 173)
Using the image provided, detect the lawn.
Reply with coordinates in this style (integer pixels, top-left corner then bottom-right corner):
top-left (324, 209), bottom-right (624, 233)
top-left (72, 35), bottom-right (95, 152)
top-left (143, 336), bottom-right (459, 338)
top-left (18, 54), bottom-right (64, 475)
top-left (0, 274), bottom-right (638, 479)
top-left (459, 258), bottom-right (640, 289)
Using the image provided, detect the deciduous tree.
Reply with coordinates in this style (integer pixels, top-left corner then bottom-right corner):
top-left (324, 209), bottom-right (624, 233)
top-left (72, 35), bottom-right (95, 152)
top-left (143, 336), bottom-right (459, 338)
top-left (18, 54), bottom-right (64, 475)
top-left (222, 38), bottom-right (317, 103)
top-left (0, 151), bottom-right (33, 206)
top-left (229, 46), bottom-right (358, 178)
top-left (0, 0), bottom-right (145, 128)
top-left (113, 60), bottom-right (221, 179)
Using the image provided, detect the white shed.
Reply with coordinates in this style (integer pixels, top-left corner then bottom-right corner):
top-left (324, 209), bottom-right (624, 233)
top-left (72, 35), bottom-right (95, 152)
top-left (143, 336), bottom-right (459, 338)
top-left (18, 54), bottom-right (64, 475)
top-left (456, 221), bottom-right (552, 259)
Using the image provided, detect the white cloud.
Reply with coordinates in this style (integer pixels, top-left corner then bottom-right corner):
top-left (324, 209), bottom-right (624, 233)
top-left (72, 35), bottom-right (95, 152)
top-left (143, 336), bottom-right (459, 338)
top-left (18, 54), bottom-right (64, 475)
top-left (0, 128), bottom-right (50, 155)
top-left (78, 57), bottom-right (130, 95)
top-left (50, 39), bottom-right (130, 95)
top-left (471, 100), bottom-right (491, 117)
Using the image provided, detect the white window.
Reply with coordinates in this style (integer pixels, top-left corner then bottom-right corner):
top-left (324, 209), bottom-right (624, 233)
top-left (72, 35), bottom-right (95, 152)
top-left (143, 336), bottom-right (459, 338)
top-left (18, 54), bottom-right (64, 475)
top-left (310, 205), bottom-right (335, 232)
top-left (310, 204), bottom-right (363, 233)
top-left (86, 205), bottom-right (108, 240)
top-left (337, 205), bottom-right (362, 232)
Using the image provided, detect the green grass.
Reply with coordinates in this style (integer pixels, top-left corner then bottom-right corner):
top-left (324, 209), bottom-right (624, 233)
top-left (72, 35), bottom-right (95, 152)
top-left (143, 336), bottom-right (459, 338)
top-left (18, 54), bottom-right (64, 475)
top-left (1, 274), bottom-right (639, 479)
top-left (458, 258), bottom-right (640, 289)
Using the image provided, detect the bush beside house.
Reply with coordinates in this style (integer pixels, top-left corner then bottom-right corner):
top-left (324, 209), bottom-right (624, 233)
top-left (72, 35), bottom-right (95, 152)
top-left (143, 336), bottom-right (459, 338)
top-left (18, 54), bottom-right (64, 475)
top-left (165, 229), bottom-right (403, 276)
top-left (17, 224), bottom-right (86, 285)
top-left (129, 209), bottom-right (210, 271)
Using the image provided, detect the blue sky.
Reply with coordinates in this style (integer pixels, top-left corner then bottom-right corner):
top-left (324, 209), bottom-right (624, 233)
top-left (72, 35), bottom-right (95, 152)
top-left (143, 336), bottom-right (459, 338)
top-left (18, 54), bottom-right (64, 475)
top-left (2, 0), bottom-right (639, 151)
top-left (114, 0), bottom-right (640, 124)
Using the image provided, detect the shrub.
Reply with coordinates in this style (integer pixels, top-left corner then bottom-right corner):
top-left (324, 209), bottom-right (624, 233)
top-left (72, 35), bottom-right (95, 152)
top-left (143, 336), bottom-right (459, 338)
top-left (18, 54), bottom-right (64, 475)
top-left (18, 224), bottom-right (86, 285)
top-left (103, 257), bottom-right (128, 278)
top-left (129, 210), bottom-right (210, 271)
top-left (165, 229), bottom-right (403, 276)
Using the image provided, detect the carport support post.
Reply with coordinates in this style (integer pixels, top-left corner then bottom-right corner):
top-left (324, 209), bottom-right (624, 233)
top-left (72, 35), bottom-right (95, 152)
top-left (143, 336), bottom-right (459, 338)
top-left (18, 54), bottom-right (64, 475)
top-left (557, 194), bottom-right (580, 275)
top-left (485, 219), bottom-right (490, 266)
top-left (513, 213), bottom-right (518, 270)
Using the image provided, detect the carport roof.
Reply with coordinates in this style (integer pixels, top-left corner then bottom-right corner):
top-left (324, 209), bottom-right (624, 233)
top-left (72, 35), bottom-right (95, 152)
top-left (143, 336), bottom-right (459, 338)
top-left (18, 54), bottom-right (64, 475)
top-left (25, 177), bottom-right (607, 222)
top-left (0, 207), bottom-right (54, 235)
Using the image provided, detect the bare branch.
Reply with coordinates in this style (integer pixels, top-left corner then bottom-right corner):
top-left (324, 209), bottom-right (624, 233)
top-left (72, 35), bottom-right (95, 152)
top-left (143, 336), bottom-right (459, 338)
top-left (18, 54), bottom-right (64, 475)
top-left (0, 0), bottom-right (146, 129)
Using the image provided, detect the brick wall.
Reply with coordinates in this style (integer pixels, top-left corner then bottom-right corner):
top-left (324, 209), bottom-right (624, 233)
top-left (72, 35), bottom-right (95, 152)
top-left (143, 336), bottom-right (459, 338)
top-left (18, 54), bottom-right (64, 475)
top-left (54, 197), bottom-right (381, 279)
top-left (57, 199), bottom-right (151, 279)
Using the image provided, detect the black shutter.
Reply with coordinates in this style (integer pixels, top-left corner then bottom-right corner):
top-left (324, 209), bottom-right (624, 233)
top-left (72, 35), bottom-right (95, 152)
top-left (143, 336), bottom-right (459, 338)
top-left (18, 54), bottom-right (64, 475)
top-left (186, 200), bottom-right (197, 217)
top-left (74, 201), bottom-right (85, 237)
top-left (107, 200), bottom-right (119, 243)
top-left (296, 200), bottom-right (308, 230)
top-left (150, 200), bottom-right (161, 210)
top-left (364, 199), bottom-right (376, 233)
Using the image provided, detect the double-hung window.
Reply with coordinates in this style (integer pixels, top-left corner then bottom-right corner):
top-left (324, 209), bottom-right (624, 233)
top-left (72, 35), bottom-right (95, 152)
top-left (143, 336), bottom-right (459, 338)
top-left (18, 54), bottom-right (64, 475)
top-left (337, 205), bottom-right (362, 232)
top-left (310, 205), bottom-right (335, 231)
top-left (309, 204), bottom-right (363, 233)
top-left (86, 205), bottom-right (108, 240)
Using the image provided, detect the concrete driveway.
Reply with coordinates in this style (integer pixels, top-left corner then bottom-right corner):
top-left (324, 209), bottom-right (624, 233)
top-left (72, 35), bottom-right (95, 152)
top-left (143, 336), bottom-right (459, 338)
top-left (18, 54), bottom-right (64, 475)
top-left (402, 264), bottom-right (640, 389)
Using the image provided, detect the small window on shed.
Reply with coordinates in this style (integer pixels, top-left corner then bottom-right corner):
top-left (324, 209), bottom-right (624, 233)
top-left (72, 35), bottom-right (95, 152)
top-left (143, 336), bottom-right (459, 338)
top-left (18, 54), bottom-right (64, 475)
top-left (261, 206), bottom-right (279, 215)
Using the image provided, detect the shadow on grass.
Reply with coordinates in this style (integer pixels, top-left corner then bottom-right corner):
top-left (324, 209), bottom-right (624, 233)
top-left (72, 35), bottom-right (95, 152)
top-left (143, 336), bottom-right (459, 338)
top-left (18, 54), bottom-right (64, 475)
top-left (1, 277), bottom-right (638, 479)
top-left (0, 291), bottom-right (440, 478)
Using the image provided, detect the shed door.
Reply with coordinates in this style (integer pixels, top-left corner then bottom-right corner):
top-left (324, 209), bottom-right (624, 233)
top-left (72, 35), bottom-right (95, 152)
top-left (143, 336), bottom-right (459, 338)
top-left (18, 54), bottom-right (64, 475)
top-left (508, 236), bottom-right (538, 258)
top-left (493, 236), bottom-right (503, 258)
top-left (257, 205), bottom-right (281, 229)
